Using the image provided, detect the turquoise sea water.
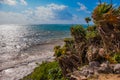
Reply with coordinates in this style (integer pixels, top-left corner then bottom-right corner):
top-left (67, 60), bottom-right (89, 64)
top-left (0, 24), bottom-right (87, 54)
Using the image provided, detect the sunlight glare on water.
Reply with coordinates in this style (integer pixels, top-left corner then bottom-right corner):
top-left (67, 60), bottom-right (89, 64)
top-left (0, 24), bottom-right (28, 54)
top-left (0, 24), bottom-right (71, 54)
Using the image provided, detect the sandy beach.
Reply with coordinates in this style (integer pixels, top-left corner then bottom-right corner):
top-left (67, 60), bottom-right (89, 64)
top-left (0, 39), bottom-right (64, 80)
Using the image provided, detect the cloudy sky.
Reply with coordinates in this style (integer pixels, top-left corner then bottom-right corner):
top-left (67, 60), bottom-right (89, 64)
top-left (0, 0), bottom-right (119, 24)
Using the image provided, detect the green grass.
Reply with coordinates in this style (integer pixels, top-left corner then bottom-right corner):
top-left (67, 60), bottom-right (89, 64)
top-left (22, 61), bottom-right (65, 80)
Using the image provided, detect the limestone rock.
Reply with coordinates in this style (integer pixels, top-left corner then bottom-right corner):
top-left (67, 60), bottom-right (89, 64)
top-left (98, 62), bottom-right (113, 73)
top-left (98, 48), bottom-right (105, 57)
top-left (80, 66), bottom-right (94, 78)
top-left (68, 71), bottom-right (87, 80)
top-left (114, 64), bottom-right (120, 74)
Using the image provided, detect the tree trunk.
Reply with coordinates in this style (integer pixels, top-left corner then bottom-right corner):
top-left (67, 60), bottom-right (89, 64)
top-left (97, 23), bottom-right (120, 53)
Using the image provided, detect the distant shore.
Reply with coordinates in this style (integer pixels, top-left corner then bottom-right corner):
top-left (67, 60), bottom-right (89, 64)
top-left (0, 39), bottom-right (64, 80)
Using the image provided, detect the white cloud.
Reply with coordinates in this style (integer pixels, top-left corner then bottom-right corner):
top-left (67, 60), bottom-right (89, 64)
top-left (0, 11), bottom-right (29, 24)
top-left (0, 3), bottom-right (78, 24)
top-left (77, 2), bottom-right (90, 13)
top-left (0, 0), bottom-right (27, 6)
top-left (32, 3), bottom-right (68, 21)
top-left (77, 2), bottom-right (86, 11)
top-left (20, 0), bottom-right (27, 5)
top-left (0, 0), bottom-right (17, 6)
top-left (47, 3), bottom-right (67, 10)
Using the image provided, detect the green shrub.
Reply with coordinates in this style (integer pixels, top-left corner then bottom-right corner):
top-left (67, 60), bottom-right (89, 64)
top-left (86, 31), bottom-right (98, 39)
top-left (54, 38), bottom-right (76, 57)
top-left (48, 68), bottom-right (64, 80)
top-left (64, 38), bottom-right (74, 44)
top-left (86, 25), bottom-right (96, 32)
top-left (54, 46), bottom-right (66, 57)
top-left (71, 25), bottom-right (86, 38)
top-left (64, 38), bottom-right (75, 51)
top-left (85, 25), bottom-right (99, 40)
top-left (22, 61), bottom-right (65, 80)
top-left (113, 53), bottom-right (120, 63)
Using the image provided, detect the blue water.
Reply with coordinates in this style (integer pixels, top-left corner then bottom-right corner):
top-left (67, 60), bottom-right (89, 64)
top-left (0, 24), bottom-right (70, 54)
top-left (0, 24), bottom-right (87, 54)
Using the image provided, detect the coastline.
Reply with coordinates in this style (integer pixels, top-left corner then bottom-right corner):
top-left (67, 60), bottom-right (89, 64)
top-left (0, 39), bottom-right (64, 80)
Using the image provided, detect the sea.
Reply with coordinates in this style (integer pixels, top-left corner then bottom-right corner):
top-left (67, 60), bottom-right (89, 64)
top-left (0, 24), bottom-right (87, 54)
top-left (0, 24), bottom-right (70, 54)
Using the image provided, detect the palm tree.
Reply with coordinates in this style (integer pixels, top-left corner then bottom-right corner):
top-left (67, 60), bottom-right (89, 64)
top-left (85, 17), bottom-right (91, 26)
top-left (92, 3), bottom-right (120, 53)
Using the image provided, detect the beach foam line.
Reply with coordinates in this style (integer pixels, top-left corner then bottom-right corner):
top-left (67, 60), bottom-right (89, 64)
top-left (0, 56), bottom-right (54, 72)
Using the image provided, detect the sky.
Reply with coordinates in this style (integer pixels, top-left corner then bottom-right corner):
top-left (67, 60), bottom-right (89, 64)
top-left (0, 0), bottom-right (120, 24)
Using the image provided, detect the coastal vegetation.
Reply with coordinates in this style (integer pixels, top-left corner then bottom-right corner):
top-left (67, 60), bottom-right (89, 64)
top-left (22, 2), bottom-right (120, 80)
top-left (22, 61), bottom-right (65, 80)
top-left (85, 17), bottom-right (91, 26)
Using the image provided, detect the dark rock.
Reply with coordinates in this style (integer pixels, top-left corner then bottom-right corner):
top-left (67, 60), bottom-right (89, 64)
top-left (79, 61), bottom-right (100, 78)
top-left (80, 66), bottom-right (94, 78)
top-left (114, 64), bottom-right (120, 74)
top-left (89, 61), bottom-right (100, 67)
top-left (98, 61), bottom-right (113, 73)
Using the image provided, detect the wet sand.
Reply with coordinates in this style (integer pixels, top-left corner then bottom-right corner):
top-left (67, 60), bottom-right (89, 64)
top-left (0, 39), bottom-right (64, 80)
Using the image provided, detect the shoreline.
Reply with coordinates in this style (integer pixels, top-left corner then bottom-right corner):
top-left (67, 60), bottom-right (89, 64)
top-left (0, 39), bottom-right (64, 80)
